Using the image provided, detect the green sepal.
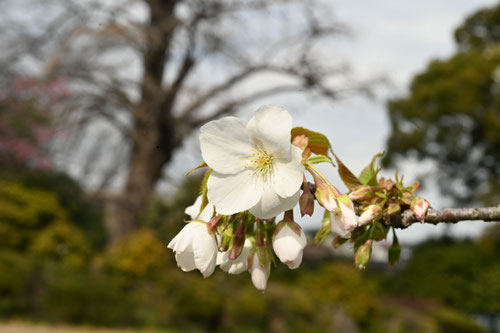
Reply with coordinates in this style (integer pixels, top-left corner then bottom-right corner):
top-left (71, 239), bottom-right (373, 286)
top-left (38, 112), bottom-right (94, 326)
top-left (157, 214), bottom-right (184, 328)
top-left (313, 210), bottom-right (331, 245)
top-left (388, 228), bottom-right (401, 266)
top-left (332, 235), bottom-right (349, 248)
top-left (199, 169), bottom-right (212, 214)
top-left (185, 161), bottom-right (208, 176)
top-left (352, 226), bottom-right (370, 253)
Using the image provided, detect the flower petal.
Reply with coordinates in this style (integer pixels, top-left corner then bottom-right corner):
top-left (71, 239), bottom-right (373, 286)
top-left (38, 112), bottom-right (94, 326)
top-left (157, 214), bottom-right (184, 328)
top-left (249, 187), bottom-right (300, 219)
top-left (167, 223), bottom-right (197, 252)
top-left (185, 195), bottom-right (215, 221)
top-left (272, 146), bottom-right (305, 198)
top-left (250, 253), bottom-right (271, 292)
top-left (207, 171), bottom-right (262, 215)
top-left (191, 224), bottom-right (218, 278)
top-left (175, 252), bottom-right (197, 272)
top-left (246, 105), bottom-right (293, 158)
top-left (200, 116), bottom-right (254, 174)
top-left (272, 224), bottom-right (307, 267)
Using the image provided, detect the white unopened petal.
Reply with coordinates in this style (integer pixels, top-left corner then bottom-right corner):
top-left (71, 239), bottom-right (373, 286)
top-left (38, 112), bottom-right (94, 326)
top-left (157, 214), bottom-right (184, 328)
top-left (272, 146), bottom-right (305, 198)
top-left (246, 105), bottom-right (293, 158)
top-left (207, 171), bottom-right (262, 215)
top-left (250, 253), bottom-right (271, 292)
top-left (249, 187), bottom-right (300, 219)
top-left (200, 116), bottom-right (253, 174)
top-left (272, 223), bottom-right (307, 269)
top-left (330, 201), bottom-right (358, 238)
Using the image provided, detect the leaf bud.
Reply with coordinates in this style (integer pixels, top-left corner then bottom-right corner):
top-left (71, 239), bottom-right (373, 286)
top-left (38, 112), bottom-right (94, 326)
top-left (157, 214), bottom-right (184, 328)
top-left (386, 202), bottom-right (401, 216)
top-left (348, 185), bottom-right (373, 201)
top-left (411, 196), bottom-right (430, 223)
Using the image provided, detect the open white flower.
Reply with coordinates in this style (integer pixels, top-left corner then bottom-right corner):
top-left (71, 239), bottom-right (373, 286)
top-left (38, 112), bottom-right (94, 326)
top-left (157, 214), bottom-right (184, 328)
top-left (272, 221), bottom-right (307, 269)
top-left (200, 105), bottom-right (305, 219)
top-left (167, 197), bottom-right (218, 278)
top-left (249, 251), bottom-right (271, 292)
top-left (217, 239), bottom-right (252, 274)
top-left (185, 195), bottom-right (215, 221)
top-left (330, 195), bottom-right (357, 238)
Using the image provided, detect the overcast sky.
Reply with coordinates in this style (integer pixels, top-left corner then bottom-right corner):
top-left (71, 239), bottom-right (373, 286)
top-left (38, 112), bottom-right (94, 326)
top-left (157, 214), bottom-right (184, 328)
top-left (167, 0), bottom-right (499, 244)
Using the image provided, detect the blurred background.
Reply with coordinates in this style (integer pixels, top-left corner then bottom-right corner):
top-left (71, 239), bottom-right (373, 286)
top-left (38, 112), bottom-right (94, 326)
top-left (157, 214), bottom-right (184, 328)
top-left (0, 0), bottom-right (499, 332)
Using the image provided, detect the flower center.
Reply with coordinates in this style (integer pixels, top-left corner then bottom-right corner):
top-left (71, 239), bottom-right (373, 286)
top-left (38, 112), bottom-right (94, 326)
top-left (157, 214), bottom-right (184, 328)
top-left (245, 148), bottom-right (274, 180)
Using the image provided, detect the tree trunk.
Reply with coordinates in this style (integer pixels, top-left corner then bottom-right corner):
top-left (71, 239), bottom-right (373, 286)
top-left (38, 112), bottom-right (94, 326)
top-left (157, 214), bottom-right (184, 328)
top-left (105, 0), bottom-right (178, 243)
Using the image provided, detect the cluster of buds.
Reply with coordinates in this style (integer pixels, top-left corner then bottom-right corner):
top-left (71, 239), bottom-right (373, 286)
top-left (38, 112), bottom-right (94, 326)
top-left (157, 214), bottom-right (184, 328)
top-left (168, 106), bottom-right (432, 291)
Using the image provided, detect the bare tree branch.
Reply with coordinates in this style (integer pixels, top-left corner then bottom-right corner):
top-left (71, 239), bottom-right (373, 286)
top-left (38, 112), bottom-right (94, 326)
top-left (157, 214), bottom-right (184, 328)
top-left (385, 206), bottom-right (500, 229)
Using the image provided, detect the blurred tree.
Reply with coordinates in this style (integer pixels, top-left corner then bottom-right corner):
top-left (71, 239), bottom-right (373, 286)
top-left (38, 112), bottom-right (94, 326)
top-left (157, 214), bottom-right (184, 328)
top-left (383, 2), bottom-right (500, 206)
top-left (0, 0), bottom-right (374, 242)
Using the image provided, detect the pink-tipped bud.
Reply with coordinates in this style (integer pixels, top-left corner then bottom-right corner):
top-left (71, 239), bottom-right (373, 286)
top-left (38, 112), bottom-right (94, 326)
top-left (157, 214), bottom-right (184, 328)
top-left (300, 181), bottom-right (315, 217)
top-left (349, 185), bottom-right (373, 201)
top-left (411, 196), bottom-right (430, 223)
top-left (292, 135), bottom-right (309, 151)
top-left (355, 240), bottom-right (372, 270)
top-left (229, 218), bottom-right (246, 260)
top-left (358, 205), bottom-right (382, 227)
top-left (311, 172), bottom-right (340, 212)
top-left (386, 202), bottom-right (401, 216)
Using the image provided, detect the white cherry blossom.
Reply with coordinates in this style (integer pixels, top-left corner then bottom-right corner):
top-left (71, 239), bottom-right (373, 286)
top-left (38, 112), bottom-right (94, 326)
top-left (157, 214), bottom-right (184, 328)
top-left (167, 197), bottom-right (218, 278)
top-left (200, 105), bottom-right (305, 219)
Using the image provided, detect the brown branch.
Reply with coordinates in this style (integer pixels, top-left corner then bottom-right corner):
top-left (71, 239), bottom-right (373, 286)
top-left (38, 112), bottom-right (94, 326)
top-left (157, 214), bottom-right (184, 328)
top-left (385, 206), bottom-right (500, 229)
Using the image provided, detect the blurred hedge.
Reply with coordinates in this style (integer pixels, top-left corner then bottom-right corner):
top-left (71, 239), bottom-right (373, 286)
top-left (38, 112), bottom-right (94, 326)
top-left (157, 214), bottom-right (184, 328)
top-left (0, 173), bottom-right (487, 333)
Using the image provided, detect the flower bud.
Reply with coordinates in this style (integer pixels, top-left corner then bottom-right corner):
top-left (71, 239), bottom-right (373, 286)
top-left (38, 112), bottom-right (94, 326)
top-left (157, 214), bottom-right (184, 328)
top-left (311, 172), bottom-right (340, 212)
top-left (386, 202), bottom-right (401, 216)
top-left (355, 240), bottom-right (372, 270)
top-left (300, 181), bottom-right (315, 217)
top-left (348, 185), bottom-right (373, 201)
top-left (228, 217), bottom-right (246, 260)
top-left (207, 214), bottom-right (222, 233)
top-left (358, 205), bottom-right (382, 227)
top-left (217, 239), bottom-right (252, 274)
top-left (330, 195), bottom-right (357, 238)
top-left (248, 247), bottom-right (271, 292)
top-left (411, 196), bottom-right (430, 222)
top-left (292, 135), bottom-right (309, 151)
top-left (272, 213), bottom-right (307, 269)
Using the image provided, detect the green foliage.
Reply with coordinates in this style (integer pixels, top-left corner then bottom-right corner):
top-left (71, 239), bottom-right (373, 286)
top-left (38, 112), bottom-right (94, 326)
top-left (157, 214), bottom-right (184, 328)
top-left (0, 180), bottom-right (67, 250)
top-left (7, 170), bottom-right (106, 249)
top-left (384, 2), bottom-right (500, 205)
top-left (387, 234), bottom-right (500, 314)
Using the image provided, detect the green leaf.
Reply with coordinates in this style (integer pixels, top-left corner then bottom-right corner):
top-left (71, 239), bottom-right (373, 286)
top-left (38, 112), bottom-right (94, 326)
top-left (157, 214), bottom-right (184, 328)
top-left (332, 153), bottom-right (362, 190)
top-left (313, 210), bottom-right (331, 245)
top-left (306, 154), bottom-right (334, 166)
top-left (352, 226), bottom-right (370, 252)
top-left (388, 228), bottom-right (401, 266)
top-left (291, 127), bottom-right (332, 156)
top-left (369, 220), bottom-right (389, 241)
top-left (185, 161), bottom-right (208, 176)
top-left (358, 152), bottom-right (384, 185)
